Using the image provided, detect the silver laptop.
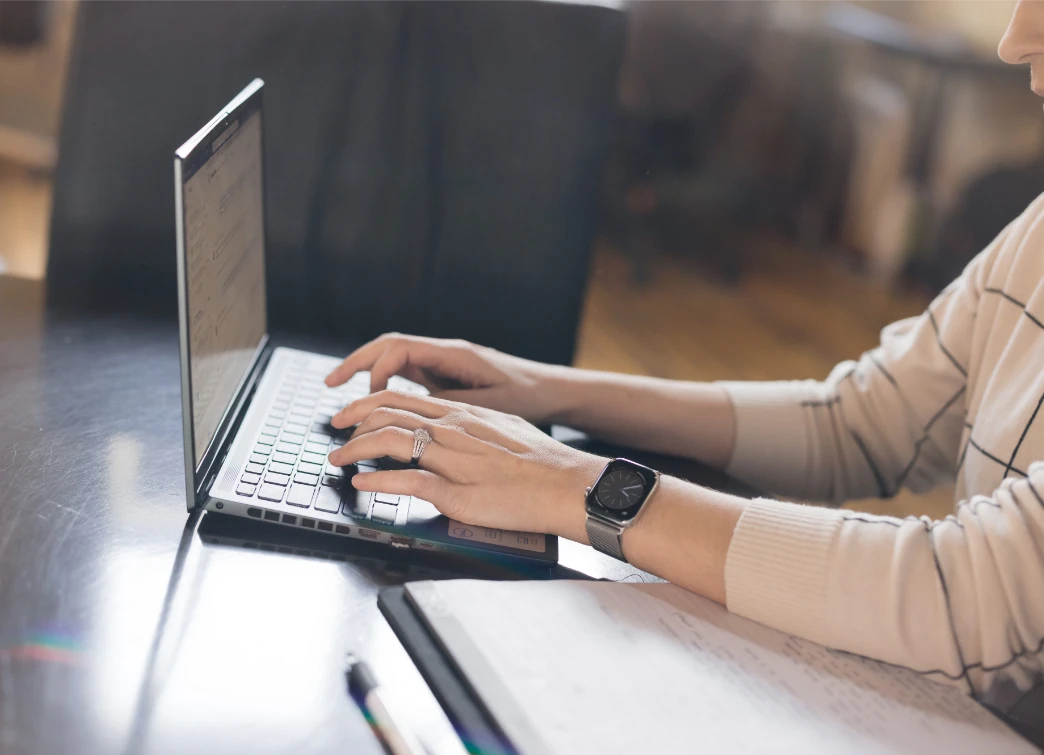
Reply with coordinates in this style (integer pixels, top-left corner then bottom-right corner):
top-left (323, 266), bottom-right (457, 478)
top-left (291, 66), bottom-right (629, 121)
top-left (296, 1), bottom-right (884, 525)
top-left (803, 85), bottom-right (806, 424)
top-left (174, 79), bottom-right (556, 565)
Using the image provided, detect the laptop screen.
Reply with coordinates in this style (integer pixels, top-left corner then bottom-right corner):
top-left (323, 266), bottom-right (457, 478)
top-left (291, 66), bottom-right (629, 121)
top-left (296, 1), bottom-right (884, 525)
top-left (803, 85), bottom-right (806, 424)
top-left (179, 96), bottom-right (267, 467)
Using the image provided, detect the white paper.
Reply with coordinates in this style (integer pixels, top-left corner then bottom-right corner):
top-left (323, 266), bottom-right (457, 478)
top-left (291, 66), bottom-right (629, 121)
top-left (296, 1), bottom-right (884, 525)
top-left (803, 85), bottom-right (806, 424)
top-left (412, 580), bottom-right (1033, 755)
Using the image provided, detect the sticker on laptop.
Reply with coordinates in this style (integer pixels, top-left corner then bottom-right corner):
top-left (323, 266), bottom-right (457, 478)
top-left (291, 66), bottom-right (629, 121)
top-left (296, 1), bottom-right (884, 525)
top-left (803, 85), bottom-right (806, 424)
top-left (447, 520), bottom-right (546, 553)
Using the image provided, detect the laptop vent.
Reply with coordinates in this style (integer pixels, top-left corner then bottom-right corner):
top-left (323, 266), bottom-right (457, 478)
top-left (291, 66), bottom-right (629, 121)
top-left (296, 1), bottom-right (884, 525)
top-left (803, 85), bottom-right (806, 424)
top-left (221, 448), bottom-right (246, 491)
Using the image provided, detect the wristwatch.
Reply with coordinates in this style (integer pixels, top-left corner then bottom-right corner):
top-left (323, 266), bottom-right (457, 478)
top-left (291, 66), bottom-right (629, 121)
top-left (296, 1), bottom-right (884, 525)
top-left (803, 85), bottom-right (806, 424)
top-left (584, 458), bottom-right (660, 562)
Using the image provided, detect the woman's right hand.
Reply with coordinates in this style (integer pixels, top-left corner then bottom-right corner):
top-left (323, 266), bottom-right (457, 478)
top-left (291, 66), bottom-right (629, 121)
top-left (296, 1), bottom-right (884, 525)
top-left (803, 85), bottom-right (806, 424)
top-left (324, 333), bottom-right (566, 425)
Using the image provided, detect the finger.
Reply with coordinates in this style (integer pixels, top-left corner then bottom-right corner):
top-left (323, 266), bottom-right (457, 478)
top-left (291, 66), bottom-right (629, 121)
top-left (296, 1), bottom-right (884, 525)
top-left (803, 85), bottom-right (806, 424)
top-left (351, 407), bottom-right (486, 457)
top-left (351, 469), bottom-right (453, 507)
top-left (431, 386), bottom-right (501, 410)
top-left (350, 407), bottom-right (473, 450)
top-left (325, 336), bottom-right (392, 387)
top-left (398, 363), bottom-right (444, 393)
top-left (367, 338), bottom-right (470, 393)
top-left (326, 334), bottom-right (479, 391)
top-left (329, 425), bottom-right (448, 471)
top-left (332, 389), bottom-right (452, 430)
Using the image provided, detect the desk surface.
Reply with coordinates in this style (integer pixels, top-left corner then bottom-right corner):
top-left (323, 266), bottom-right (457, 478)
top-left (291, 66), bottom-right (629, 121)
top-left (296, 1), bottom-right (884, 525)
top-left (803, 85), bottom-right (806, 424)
top-left (0, 275), bottom-right (757, 755)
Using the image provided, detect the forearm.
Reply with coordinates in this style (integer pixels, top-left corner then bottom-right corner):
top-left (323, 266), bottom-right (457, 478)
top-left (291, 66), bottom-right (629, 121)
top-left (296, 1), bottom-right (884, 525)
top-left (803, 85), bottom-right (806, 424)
top-left (552, 469), bottom-right (747, 605)
top-left (545, 368), bottom-right (737, 470)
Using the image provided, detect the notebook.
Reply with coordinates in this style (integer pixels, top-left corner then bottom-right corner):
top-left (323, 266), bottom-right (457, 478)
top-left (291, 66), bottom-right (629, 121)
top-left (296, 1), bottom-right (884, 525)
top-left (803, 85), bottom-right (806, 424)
top-left (403, 579), bottom-right (1033, 755)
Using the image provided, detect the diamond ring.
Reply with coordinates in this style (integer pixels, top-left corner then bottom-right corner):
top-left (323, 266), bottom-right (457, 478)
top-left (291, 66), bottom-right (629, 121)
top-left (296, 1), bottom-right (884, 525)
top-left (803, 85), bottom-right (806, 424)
top-left (411, 428), bottom-right (432, 466)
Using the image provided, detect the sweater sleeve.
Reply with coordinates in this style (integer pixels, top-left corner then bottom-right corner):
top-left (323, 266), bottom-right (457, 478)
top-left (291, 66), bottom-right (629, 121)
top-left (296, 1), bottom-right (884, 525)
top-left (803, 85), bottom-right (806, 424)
top-left (717, 229), bottom-right (1010, 505)
top-left (724, 465), bottom-right (1044, 694)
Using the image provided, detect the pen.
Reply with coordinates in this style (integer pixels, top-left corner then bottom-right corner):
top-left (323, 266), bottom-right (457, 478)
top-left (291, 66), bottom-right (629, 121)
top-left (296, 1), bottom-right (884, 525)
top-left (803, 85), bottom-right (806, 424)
top-left (346, 653), bottom-right (427, 755)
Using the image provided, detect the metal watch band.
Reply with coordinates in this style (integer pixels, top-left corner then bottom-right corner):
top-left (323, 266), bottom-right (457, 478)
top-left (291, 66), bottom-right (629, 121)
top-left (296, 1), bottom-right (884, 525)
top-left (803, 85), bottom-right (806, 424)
top-left (586, 515), bottom-right (627, 562)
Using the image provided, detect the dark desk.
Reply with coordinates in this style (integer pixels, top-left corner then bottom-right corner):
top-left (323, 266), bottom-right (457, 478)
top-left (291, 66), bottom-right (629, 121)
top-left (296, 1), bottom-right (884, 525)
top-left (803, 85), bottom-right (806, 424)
top-left (0, 275), bottom-right (755, 755)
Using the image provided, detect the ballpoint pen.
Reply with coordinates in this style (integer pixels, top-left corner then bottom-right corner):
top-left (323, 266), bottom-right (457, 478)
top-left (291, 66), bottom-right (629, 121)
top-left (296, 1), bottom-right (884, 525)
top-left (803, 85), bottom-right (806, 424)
top-left (346, 653), bottom-right (427, 755)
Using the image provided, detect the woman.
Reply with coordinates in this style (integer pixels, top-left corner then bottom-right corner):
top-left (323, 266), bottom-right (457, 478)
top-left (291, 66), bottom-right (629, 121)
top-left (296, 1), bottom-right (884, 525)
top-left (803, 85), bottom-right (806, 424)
top-left (326, 2), bottom-right (1044, 697)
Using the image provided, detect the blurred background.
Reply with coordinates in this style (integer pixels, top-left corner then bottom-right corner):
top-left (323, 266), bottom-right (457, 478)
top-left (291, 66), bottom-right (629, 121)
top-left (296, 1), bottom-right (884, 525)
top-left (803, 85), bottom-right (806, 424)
top-left (1, 0), bottom-right (1041, 519)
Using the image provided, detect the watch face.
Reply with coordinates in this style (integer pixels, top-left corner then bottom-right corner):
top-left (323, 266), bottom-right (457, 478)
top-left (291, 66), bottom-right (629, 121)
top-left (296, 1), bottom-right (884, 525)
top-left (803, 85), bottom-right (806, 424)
top-left (596, 468), bottom-right (648, 511)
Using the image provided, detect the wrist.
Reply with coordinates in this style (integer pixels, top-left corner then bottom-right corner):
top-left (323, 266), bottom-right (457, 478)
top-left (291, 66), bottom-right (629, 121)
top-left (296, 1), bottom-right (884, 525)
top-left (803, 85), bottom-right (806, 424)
top-left (538, 364), bottom-right (590, 427)
top-left (548, 451), bottom-right (606, 543)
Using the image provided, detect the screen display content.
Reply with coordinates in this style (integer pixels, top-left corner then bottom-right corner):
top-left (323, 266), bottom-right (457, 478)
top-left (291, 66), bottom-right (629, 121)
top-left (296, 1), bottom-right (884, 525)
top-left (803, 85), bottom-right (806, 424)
top-left (181, 108), bottom-right (267, 466)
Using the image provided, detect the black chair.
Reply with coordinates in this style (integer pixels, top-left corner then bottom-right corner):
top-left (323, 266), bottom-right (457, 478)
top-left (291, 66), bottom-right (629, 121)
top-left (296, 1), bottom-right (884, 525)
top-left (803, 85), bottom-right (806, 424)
top-left (47, 1), bottom-right (625, 365)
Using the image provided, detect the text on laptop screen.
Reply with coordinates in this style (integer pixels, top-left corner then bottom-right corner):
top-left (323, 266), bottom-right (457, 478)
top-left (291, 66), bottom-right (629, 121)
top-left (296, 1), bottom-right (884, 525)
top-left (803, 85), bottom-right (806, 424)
top-left (181, 109), bottom-right (267, 466)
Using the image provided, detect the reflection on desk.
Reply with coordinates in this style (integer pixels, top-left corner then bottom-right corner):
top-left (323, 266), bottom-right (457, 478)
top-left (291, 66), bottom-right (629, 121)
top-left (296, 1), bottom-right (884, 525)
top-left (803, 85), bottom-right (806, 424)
top-left (0, 275), bottom-right (743, 755)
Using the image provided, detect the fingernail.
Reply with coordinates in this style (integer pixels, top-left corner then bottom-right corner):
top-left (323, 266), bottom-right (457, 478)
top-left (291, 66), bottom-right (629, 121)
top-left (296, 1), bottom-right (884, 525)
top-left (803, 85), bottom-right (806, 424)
top-left (351, 473), bottom-right (368, 490)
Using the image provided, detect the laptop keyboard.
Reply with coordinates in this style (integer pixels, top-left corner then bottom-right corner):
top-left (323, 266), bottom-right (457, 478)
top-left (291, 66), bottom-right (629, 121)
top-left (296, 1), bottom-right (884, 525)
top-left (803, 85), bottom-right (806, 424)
top-left (233, 358), bottom-right (416, 523)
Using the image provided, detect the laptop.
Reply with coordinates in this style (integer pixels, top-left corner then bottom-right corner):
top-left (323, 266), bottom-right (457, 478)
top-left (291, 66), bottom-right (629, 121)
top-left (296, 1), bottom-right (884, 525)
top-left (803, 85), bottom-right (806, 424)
top-left (174, 79), bottom-right (556, 566)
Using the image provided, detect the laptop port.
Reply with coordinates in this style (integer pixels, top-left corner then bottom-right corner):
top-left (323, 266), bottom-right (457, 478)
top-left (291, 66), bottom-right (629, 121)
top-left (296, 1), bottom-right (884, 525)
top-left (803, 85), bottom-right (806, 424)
top-left (358, 528), bottom-right (379, 540)
top-left (389, 536), bottom-right (412, 549)
top-left (335, 525), bottom-right (351, 535)
top-left (317, 521), bottom-right (333, 532)
top-left (301, 518), bottom-right (315, 528)
top-left (247, 507), bottom-right (262, 518)
top-left (263, 511), bottom-right (279, 522)
top-left (282, 514), bottom-right (297, 525)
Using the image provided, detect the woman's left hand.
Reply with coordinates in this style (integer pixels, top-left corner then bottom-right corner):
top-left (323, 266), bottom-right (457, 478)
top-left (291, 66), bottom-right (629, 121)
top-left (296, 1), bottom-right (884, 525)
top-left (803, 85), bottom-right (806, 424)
top-left (327, 390), bottom-right (606, 538)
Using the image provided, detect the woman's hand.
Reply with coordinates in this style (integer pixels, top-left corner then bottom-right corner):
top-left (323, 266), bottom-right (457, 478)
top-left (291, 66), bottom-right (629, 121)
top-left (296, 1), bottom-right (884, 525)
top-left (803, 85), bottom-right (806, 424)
top-left (324, 333), bottom-right (566, 425)
top-left (327, 389), bottom-right (606, 538)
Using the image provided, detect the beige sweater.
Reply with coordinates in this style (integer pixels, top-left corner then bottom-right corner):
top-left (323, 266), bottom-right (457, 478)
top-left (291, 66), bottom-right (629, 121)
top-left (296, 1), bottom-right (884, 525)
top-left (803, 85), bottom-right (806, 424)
top-left (721, 193), bottom-right (1044, 698)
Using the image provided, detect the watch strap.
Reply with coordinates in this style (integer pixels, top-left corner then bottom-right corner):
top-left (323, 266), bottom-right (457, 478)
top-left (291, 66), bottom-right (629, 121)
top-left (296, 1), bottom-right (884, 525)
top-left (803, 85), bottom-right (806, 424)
top-left (585, 515), bottom-right (627, 562)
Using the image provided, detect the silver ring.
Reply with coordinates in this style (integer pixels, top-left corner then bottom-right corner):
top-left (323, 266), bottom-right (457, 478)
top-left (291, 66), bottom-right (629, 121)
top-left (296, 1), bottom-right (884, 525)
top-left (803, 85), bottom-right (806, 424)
top-left (411, 428), bottom-right (432, 466)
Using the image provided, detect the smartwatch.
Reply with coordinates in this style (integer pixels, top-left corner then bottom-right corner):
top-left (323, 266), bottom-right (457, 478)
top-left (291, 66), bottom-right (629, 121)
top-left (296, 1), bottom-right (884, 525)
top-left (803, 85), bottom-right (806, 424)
top-left (584, 458), bottom-right (660, 562)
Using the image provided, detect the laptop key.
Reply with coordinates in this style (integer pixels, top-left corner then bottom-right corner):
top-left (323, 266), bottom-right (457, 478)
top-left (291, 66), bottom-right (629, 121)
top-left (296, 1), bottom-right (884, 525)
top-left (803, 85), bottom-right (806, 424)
top-left (241, 472), bottom-right (261, 485)
top-left (269, 461), bottom-right (294, 475)
top-left (314, 486), bottom-right (342, 514)
top-left (374, 492), bottom-right (400, 504)
top-left (245, 462), bottom-right (265, 475)
top-left (284, 421), bottom-right (308, 434)
top-left (325, 464), bottom-right (344, 477)
top-left (300, 451), bottom-right (325, 466)
top-left (305, 441), bottom-right (329, 455)
top-left (298, 461), bottom-right (323, 475)
top-left (256, 434), bottom-right (275, 447)
top-left (253, 445), bottom-right (272, 456)
top-left (265, 472), bottom-right (290, 486)
top-left (249, 453), bottom-right (269, 466)
top-left (309, 432), bottom-right (332, 444)
top-left (294, 472), bottom-right (319, 486)
top-left (356, 459), bottom-right (379, 470)
top-left (271, 451), bottom-right (297, 465)
top-left (276, 441), bottom-right (301, 455)
top-left (236, 482), bottom-right (257, 497)
top-left (322, 475), bottom-right (340, 486)
top-left (286, 484), bottom-right (315, 508)
top-left (370, 502), bottom-right (397, 524)
top-left (257, 483), bottom-right (284, 502)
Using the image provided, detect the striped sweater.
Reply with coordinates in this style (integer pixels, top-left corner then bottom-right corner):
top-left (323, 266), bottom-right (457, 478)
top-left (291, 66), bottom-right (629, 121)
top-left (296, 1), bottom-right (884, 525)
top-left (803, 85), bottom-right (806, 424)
top-left (721, 193), bottom-right (1044, 699)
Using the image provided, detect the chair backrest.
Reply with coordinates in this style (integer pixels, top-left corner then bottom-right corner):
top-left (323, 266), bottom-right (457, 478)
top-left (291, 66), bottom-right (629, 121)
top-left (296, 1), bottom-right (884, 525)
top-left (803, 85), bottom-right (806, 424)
top-left (47, 0), bottom-right (625, 365)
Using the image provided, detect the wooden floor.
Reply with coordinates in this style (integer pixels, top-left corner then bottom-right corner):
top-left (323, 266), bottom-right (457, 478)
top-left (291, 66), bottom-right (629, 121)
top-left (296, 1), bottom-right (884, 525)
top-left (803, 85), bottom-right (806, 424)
top-left (574, 238), bottom-right (954, 520)
top-left (0, 161), bottom-right (954, 519)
